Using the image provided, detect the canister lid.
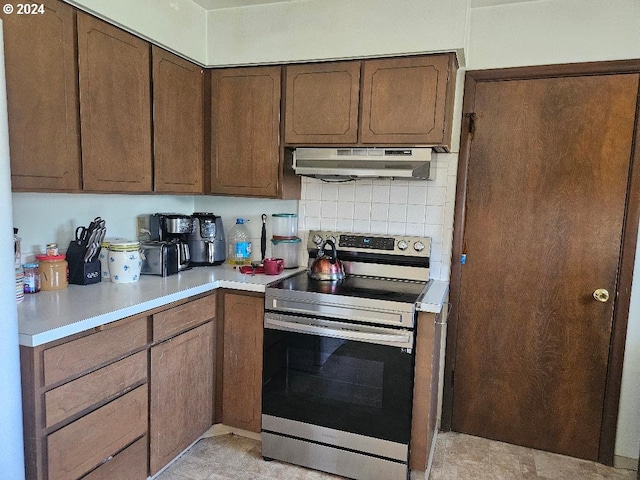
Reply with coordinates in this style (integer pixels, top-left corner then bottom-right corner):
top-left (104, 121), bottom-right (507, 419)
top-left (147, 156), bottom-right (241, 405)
top-left (101, 236), bottom-right (127, 248)
top-left (271, 237), bottom-right (302, 244)
top-left (108, 241), bottom-right (140, 251)
top-left (35, 254), bottom-right (66, 261)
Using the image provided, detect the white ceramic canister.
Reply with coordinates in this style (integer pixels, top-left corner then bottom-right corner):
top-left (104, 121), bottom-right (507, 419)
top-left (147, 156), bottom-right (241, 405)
top-left (99, 237), bottom-right (127, 279)
top-left (108, 241), bottom-right (142, 283)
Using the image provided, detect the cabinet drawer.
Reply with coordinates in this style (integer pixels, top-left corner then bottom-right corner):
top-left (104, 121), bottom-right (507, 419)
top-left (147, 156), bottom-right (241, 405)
top-left (43, 316), bottom-right (148, 387)
top-left (45, 350), bottom-right (147, 428)
top-left (81, 436), bottom-right (147, 480)
top-left (153, 294), bottom-right (216, 342)
top-left (47, 385), bottom-right (147, 480)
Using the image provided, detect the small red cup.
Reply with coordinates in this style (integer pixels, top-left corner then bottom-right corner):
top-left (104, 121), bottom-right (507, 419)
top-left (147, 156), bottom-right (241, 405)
top-left (264, 258), bottom-right (284, 275)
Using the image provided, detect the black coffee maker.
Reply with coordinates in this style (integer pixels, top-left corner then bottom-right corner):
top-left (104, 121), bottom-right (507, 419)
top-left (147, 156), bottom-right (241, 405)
top-left (187, 212), bottom-right (226, 266)
top-left (147, 213), bottom-right (192, 271)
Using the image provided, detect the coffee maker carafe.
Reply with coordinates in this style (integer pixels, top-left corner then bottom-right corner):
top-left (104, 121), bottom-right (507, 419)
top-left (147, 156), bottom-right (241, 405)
top-left (148, 213), bottom-right (192, 271)
top-left (187, 213), bottom-right (225, 266)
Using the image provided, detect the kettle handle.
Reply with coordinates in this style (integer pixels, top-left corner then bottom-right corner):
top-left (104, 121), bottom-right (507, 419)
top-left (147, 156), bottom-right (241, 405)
top-left (323, 239), bottom-right (338, 265)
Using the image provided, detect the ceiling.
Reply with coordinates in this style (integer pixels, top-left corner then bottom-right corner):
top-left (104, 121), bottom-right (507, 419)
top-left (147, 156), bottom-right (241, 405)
top-left (190, 0), bottom-right (295, 9)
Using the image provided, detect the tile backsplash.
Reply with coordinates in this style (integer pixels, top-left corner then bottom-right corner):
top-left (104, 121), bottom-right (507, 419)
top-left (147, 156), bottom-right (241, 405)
top-left (298, 153), bottom-right (458, 281)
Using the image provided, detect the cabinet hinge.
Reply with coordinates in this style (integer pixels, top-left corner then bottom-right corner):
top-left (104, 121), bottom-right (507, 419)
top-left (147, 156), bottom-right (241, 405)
top-left (464, 112), bottom-right (476, 135)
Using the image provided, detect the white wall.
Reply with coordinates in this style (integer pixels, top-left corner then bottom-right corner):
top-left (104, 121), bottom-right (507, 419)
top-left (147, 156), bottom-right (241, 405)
top-left (12, 193), bottom-right (193, 259)
top-left (616, 241), bottom-right (640, 460)
top-left (65, 0), bottom-right (208, 64)
top-left (205, 0), bottom-right (468, 66)
top-left (466, 0), bottom-right (640, 70)
top-left (12, 193), bottom-right (297, 262)
top-left (193, 196), bottom-right (298, 261)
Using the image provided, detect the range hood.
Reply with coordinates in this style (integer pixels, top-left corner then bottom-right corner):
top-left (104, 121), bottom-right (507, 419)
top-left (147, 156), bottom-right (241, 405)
top-left (292, 147), bottom-right (433, 180)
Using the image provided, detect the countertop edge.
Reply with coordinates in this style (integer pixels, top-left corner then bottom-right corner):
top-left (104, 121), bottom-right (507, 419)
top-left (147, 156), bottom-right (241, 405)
top-left (415, 280), bottom-right (449, 314)
top-left (18, 266), bottom-right (305, 347)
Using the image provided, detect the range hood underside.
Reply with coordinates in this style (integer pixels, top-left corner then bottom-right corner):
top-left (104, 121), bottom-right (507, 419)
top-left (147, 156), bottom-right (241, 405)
top-left (292, 147), bottom-right (434, 180)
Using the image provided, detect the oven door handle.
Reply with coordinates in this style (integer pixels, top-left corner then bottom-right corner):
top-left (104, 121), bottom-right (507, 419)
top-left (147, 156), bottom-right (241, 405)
top-left (265, 317), bottom-right (412, 347)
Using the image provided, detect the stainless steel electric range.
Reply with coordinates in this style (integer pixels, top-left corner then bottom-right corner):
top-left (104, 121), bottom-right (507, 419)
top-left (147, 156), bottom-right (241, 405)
top-left (262, 230), bottom-right (431, 480)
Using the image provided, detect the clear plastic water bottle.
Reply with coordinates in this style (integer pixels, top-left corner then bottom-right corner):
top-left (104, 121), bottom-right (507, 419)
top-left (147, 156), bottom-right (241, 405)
top-left (227, 218), bottom-right (252, 266)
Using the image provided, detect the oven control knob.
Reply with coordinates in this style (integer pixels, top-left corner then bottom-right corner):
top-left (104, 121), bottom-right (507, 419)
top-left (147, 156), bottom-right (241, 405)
top-left (397, 240), bottom-right (409, 251)
top-left (312, 234), bottom-right (323, 246)
top-left (414, 241), bottom-right (425, 252)
top-left (327, 235), bottom-right (337, 245)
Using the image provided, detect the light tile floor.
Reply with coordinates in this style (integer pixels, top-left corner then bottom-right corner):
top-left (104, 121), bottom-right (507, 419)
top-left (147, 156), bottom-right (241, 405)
top-left (155, 432), bottom-right (637, 480)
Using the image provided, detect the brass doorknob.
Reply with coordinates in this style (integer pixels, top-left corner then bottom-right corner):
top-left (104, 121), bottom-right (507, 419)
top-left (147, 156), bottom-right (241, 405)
top-left (593, 288), bottom-right (610, 303)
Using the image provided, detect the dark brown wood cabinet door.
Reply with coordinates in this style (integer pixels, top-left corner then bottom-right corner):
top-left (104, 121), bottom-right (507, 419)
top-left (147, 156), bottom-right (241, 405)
top-left (211, 66), bottom-right (280, 197)
top-left (284, 61), bottom-right (360, 144)
top-left (47, 385), bottom-right (147, 480)
top-left (149, 322), bottom-right (214, 475)
top-left (152, 46), bottom-right (204, 193)
top-left (222, 292), bottom-right (263, 432)
top-left (451, 72), bottom-right (639, 461)
top-left (77, 13), bottom-right (152, 192)
top-left (2, 0), bottom-right (81, 191)
top-left (360, 54), bottom-right (456, 146)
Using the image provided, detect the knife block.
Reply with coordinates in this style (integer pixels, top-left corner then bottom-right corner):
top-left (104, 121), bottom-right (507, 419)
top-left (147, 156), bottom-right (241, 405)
top-left (66, 241), bottom-right (101, 285)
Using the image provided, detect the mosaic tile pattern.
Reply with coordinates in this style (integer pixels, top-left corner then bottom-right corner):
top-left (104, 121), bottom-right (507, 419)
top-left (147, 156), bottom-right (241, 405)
top-left (155, 432), bottom-right (637, 480)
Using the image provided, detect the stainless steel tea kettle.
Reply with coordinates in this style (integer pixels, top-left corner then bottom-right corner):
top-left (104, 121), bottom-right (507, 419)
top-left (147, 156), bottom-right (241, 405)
top-left (308, 239), bottom-right (345, 281)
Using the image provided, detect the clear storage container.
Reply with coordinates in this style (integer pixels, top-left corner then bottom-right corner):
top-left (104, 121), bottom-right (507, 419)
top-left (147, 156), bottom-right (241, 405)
top-left (23, 262), bottom-right (40, 293)
top-left (271, 237), bottom-right (301, 269)
top-left (271, 213), bottom-right (298, 239)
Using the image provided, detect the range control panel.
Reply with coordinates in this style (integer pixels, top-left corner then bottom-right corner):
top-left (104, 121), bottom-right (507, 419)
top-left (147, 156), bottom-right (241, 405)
top-left (307, 230), bottom-right (431, 258)
top-left (340, 234), bottom-right (395, 251)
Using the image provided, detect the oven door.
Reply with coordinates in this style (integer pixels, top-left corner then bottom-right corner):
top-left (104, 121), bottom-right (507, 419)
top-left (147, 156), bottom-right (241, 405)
top-left (262, 312), bottom-right (415, 446)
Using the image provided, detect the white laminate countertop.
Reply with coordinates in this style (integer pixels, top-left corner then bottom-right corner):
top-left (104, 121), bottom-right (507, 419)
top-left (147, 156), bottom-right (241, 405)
top-left (18, 267), bottom-right (449, 347)
top-left (416, 280), bottom-right (449, 314)
top-left (17, 265), bottom-right (305, 347)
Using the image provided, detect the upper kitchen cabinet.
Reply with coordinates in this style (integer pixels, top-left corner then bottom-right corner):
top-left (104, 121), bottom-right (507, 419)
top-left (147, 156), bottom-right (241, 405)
top-left (152, 46), bottom-right (205, 194)
top-left (77, 13), bottom-right (152, 192)
top-left (284, 61), bottom-right (361, 144)
top-left (360, 54), bottom-right (457, 146)
top-left (211, 66), bottom-right (299, 198)
top-left (2, 0), bottom-right (81, 191)
top-left (284, 54), bottom-right (458, 150)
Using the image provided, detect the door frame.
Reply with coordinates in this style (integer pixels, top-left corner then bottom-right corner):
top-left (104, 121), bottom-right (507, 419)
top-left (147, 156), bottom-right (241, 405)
top-left (441, 59), bottom-right (640, 465)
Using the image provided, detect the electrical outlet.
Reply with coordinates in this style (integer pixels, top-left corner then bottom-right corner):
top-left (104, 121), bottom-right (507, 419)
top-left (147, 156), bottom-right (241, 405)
top-left (136, 215), bottom-right (150, 241)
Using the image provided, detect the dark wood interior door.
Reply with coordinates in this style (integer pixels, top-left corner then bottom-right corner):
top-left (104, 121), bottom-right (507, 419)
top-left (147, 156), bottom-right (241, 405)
top-left (450, 72), bottom-right (639, 461)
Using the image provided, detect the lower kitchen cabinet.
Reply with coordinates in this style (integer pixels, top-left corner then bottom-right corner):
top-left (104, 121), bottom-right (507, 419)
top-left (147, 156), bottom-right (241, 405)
top-left (20, 314), bottom-right (150, 480)
top-left (220, 290), bottom-right (264, 432)
top-left (149, 321), bottom-right (214, 475)
top-left (81, 436), bottom-right (148, 480)
top-left (410, 308), bottom-right (446, 472)
top-left (20, 293), bottom-right (218, 480)
top-left (47, 385), bottom-right (148, 480)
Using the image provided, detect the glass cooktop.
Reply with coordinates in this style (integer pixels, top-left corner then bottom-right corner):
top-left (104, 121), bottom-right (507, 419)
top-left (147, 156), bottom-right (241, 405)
top-left (268, 271), bottom-right (427, 305)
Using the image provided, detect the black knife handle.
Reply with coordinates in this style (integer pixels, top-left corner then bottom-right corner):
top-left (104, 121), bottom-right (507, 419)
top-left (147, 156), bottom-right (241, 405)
top-left (261, 214), bottom-right (267, 260)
